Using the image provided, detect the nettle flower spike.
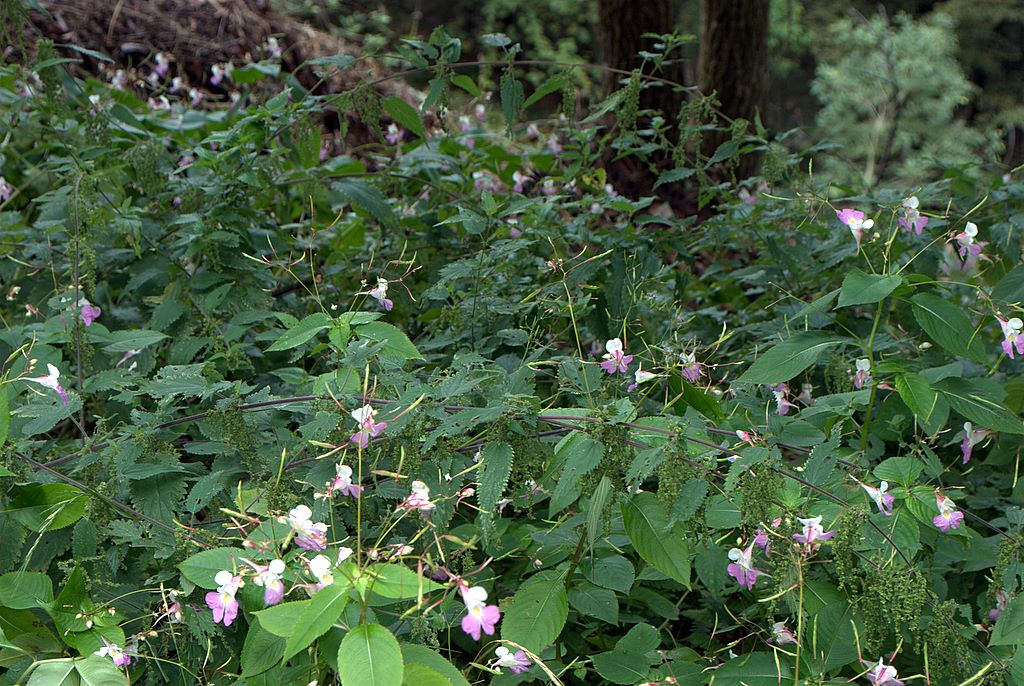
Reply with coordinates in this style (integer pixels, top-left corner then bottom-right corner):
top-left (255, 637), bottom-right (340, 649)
top-left (960, 422), bottom-right (993, 465)
top-left (205, 570), bottom-right (242, 626)
top-left (286, 504), bottom-right (328, 551)
top-left (859, 480), bottom-right (895, 516)
top-left (836, 208), bottom-right (874, 251)
top-left (491, 646), bottom-right (531, 674)
top-left (853, 358), bottom-right (872, 390)
top-left (997, 316), bottom-right (1024, 359)
top-left (24, 363), bottom-right (69, 405)
top-left (866, 658), bottom-right (904, 686)
top-left (792, 515), bottom-right (835, 553)
top-left (933, 490), bottom-right (964, 532)
top-left (898, 196), bottom-right (928, 236)
top-left (460, 585), bottom-right (501, 641)
top-left (726, 540), bottom-right (764, 591)
top-left (599, 338), bottom-right (634, 375)
top-left (350, 404), bottom-right (387, 448)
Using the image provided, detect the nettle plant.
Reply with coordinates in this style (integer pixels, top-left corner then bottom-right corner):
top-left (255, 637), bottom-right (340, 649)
top-left (0, 26), bottom-right (1022, 686)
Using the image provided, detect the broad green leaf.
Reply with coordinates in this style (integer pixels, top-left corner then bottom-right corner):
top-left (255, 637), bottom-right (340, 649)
top-left (338, 624), bottom-right (404, 686)
top-left (101, 329), bottom-right (167, 353)
top-left (177, 547), bottom-right (248, 589)
top-left (242, 619), bottom-right (286, 677)
top-left (567, 582), bottom-right (618, 625)
top-left (27, 661), bottom-right (77, 686)
top-left (653, 167), bottom-right (696, 189)
top-left (283, 583), bottom-right (350, 660)
top-left (75, 655), bottom-right (129, 685)
top-left (354, 321), bottom-right (423, 360)
top-left (255, 600), bottom-right (312, 637)
top-left (622, 493), bottom-right (691, 587)
top-left (713, 652), bottom-right (790, 686)
top-left (549, 432), bottom-right (604, 515)
top-left (668, 373), bottom-right (723, 420)
top-left (333, 179), bottom-right (400, 230)
top-left (934, 378), bottom-right (1024, 434)
top-left (402, 664), bottom-right (450, 686)
top-left (266, 313), bottom-right (332, 352)
top-left (501, 575), bottom-right (569, 654)
top-left (911, 293), bottom-right (988, 363)
top-left (738, 333), bottom-right (848, 384)
top-left (591, 650), bottom-right (653, 684)
top-left (895, 373), bottom-right (945, 433)
top-left (369, 564), bottom-right (443, 599)
top-left (400, 644), bottom-right (471, 686)
top-left (585, 475), bottom-right (613, 549)
top-left (837, 268), bottom-right (902, 307)
top-left (806, 601), bottom-right (859, 673)
top-left (450, 74), bottom-right (481, 97)
top-left (382, 96), bottom-right (426, 140)
top-left (992, 265), bottom-right (1024, 306)
top-left (581, 555), bottom-right (635, 594)
top-left (0, 572), bottom-right (54, 609)
top-left (991, 594), bottom-right (1024, 646)
top-left (6, 484), bottom-right (88, 531)
top-left (615, 623), bottom-right (660, 653)
top-left (522, 72), bottom-right (567, 109)
top-left (500, 71), bottom-right (525, 134)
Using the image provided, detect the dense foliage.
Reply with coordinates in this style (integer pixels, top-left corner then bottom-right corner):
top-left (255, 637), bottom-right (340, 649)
top-left (1, 25), bottom-right (1023, 686)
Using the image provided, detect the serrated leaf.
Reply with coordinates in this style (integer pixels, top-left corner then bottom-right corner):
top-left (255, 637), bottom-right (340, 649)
top-left (338, 624), bottom-right (403, 686)
top-left (738, 333), bottom-right (848, 384)
top-left (592, 650), bottom-right (652, 684)
top-left (477, 442), bottom-right (513, 531)
top-left (522, 73), bottom-right (566, 109)
top-left (500, 72), bottom-right (525, 135)
top-left (837, 268), bottom-right (901, 307)
top-left (100, 329), bottom-right (168, 353)
top-left (895, 373), bottom-right (945, 433)
top-left (450, 74), bottom-right (481, 97)
top-left (803, 426), bottom-right (841, 486)
top-left (266, 313), bottom-right (332, 352)
top-left (369, 564), bottom-right (443, 599)
top-left (333, 179), bottom-right (399, 230)
top-left (242, 619), bottom-right (286, 677)
top-left (0, 572), bottom-right (54, 609)
top-left (501, 575), bottom-right (568, 654)
top-left (6, 484), bottom-right (88, 531)
top-left (911, 294), bottom-right (988, 363)
top-left (991, 594), bottom-right (1024, 645)
top-left (586, 476), bottom-right (612, 549)
top-left (549, 433), bottom-right (604, 515)
top-left (382, 96), bottom-right (426, 140)
top-left (283, 583), bottom-right (350, 661)
top-left (653, 167), bottom-right (695, 189)
top-left (622, 492), bottom-right (690, 587)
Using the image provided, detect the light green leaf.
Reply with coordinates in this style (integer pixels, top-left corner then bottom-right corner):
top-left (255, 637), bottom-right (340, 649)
top-left (400, 644), bottom-right (471, 686)
top-left (75, 655), bottom-right (129, 686)
top-left (255, 600), bottom-right (312, 637)
top-left (895, 372), bottom-right (944, 433)
top-left (27, 661), bottom-right (77, 686)
top-left (622, 493), bottom-right (690, 587)
top-left (450, 74), bottom-right (481, 97)
top-left (0, 572), bottom-right (54, 609)
top-left (738, 333), bottom-right (848, 384)
top-left (177, 547), bottom-right (248, 589)
top-left (338, 624), bottom-right (404, 686)
top-left (382, 96), bottom-right (426, 140)
top-left (501, 575), bottom-right (569, 654)
top-left (591, 650), bottom-right (653, 684)
top-left (402, 664), bottom-right (450, 686)
top-left (369, 564), bottom-right (443, 599)
top-left (837, 268), bottom-right (902, 307)
top-left (6, 484), bottom-right (88, 531)
top-left (911, 293), bottom-right (988, 363)
top-left (354, 321), bottom-right (423, 360)
top-left (100, 329), bottom-right (168, 353)
top-left (241, 619), bottom-right (286, 677)
top-left (934, 378), bottom-right (1024, 434)
top-left (283, 583), bottom-right (350, 660)
top-left (266, 313), bottom-right (332, 352)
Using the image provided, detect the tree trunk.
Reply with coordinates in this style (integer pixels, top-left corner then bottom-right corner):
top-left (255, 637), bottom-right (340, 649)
top-left (697, 0), bottom-right (770, 180)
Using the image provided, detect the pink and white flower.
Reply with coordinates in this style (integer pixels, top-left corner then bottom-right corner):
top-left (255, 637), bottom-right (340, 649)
top-left (460, 585), bottom-right (500, 640)
top-left (859, 480), bottom-right (895, 516)
top-left (897, 196), bottom-right (928, 236)
top-left (95, 638), bottom-right (134, 667)
top-left (245, 558), bottom-right (286, 606)
top-left (792, 515), bottom-right (835, 553)
top-left (680, 352), bottom-right (703, 383)
top-left (491, 646), bottom-right (531, 674)
top-left (771, 621), bottom-right (797, 645)
top-left (24, 363), bottom-right (69, 405)
top-left (265, 37), bottom-right (282, 59)
top-left (599, 338), bottom-right (633, 375)
top-left (286, 504), bottom-right (328, 551)
top-left (933, 491), bottom-right (963, 532)
top-left (836, 209), bottom-right (874, 250)
top-left (997, 316), bottom-right (1024, 359)
top-left (307, 554), bottom-right (334, 589)
top-left (358, 277), bottom-right (393, 312)
top-left (853, 358), bottom-right (872, 389)
top-left (317, 462), bottom-right (363, 499)
top-left (727, 541), bottom-right (764, 590)
top-left (210, 63), bottom-right (233, 86)
top-left (866, 658), bottom-right (904, 686)
top-left (627, 365), bottom-right (659, 392)
top-left (205, 570), bottom-right (242, 626)
top-left (512, 170), bottom-right (529, 193)
top-left (400, 480), bottom-right (435, 513)
top-left (385, 124), bottom-right (404, 146)
top-left (350, 404), bottom-right (387, 448)
top-left (80, 301), bottom-right (101, 326)
top-left (960, 422), bottom-right (992, 465)
top-left (955, 222), bottom-right (982, 260)
top-left (772, 383), bottom-right (798, 415)
top-left (989, 589), bottom-right (1008, 621)
top-left (546, 135), bottom-right (562, 154)
top-left (0, 176), bottom-right (12, 202)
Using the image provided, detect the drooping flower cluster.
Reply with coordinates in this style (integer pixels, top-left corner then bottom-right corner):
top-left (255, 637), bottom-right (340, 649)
top-left (460, 585), bottom-right (501, 641)
top-left (933, 490), bottom-right (963, 532)
top-left (350, 404), bottom-right (387, 448)
top-left (836, 208), bottom-right (874, 251)
top-left (286, 504), bottom-right (328, 551)
top-left (726, 541), bottom-right (764, 590)
top-left (897, 196), bottom-right (928, 236)
top-left (205, 570), bottom-right (243, 626)
top-left (600, 338), bottom-right (633, 374)
top-left (792, 515), bottom-right (835, 554)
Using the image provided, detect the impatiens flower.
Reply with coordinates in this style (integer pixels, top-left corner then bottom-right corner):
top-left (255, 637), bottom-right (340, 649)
top-left (385, 124), bottom-right (404, 145)
top-left (95, 638), bottom-right (133, 667)
top-left (491, 646), bottom-right (531, 674)
top-left (753, 519), bottom-right (782, 557)
top-left (81, 302), bottom-right (101, 326)
top-left (897, 196), bottom-right (928, 236)
top-left (24, 363), bottom-right (69, 405)
top-left (189, 88), bottom-right (204, 106)
top-left (110, 69), bottom-right (127, 90)
top-left (599, 338), bottom-right (634, 374)
top-left (960, 422), bottom-right (992, 465)
top-left (859, 480), bottom-right (895, 516)
top-left (792, 515), bottom-right (835, 553)
top-left (771, 621), bottom-right (797, 645)
top-left (266, 36), bottom-right (282, 58)
top-left (866, 658), bottom-right (904, 686)
top-left (350, 404), bottom-right (387, 448)
top-left (245, 558), bottom-right (286, 606)
top-left (955, 222), bottom-right (982, 260)
top-left (286, 504), bottom-right (328, 551)
top-left (546, 135), bottom-right (563, 154)
top-left (680, 352), bottom-right (703, 383)
top-left (853, 358), bottom-right (872, 390)
top-left (933, 490), bottom-right (964, 532)
top-left (153, 52), bottom-right (171, 77)
top-left (210, 63), bottom-right (233, 86)
top-left (512, 170), bottom-right (529, 193)
top-left (997, 316), bottom-right (1024, 359)
top-left (627, 365), bottom-right (659, 392)
top-left (836, 208), bottom-right (874, 250)
top-left (727, 541), bottom-right (764, 590)
top-left (205, 570), bottom-right (242, 626)
top-left (400, 480), bottom-right (435, 513)
top-left (308, 554), bottom-right (334, 589)
top-left (772, 383), bottom-right (798, 415)
top-left (541, 179), bottom-right (557, 196)
top-left (317, 462), bottom-right (363, 499)
top-left (736, 430), bottom-right (758, 448)
top-left (475, 103), bottom-right (486, 121)
top-left (989, 589), bottom-right (1008, 621)
top-left (797, 383), bottom-right (815, 406)
top-left (117, 349), bottom-right (142, 367)
top-left (0, 176), bottom-right (12, 202)
top-left (460, 585), bottom-right (501, 641)
top-left (358, 277), bottom-right (393, 311)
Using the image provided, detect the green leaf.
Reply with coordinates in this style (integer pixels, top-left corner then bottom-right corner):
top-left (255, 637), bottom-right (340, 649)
top-left (75, 655), bottom-right (129, 685)
top-left (714, 652), bottom-right (790, 686)
top-left (100, 329), bottom-right (168, 353)
top-left (911, 293), bottom-right (988, 363)
top-left (242, 620), bottom-right (286, 677)
top-left (402, 664), bottom-right (450, 686)
top-left (653, 167), bottom-right (695, 189)
top-left (895, 372), bottom-right (946, 433)
top-left (283, 583), bottom-right (350, 661)
top-left (567, 581), bottom-right (618, 625)
top-left (522, 73), bottom-right (566, 109)
top-left (837, 268), bottom-right (902, 307)
top-left (450, 74), bottom-right (481, 97)
top-left (586, 475), bottom-right (613, 549)
top-left (933, 378), bottom-right (1024, 434)
top-left (581, 555), bottom-right (635, 594)
top-left (354, 321), bottom-right (423, 360)
top-left (738, 333), bottom-right (848, 384)
top-left (991, 594), bottom-right (1024, 646)
top-left (382, 96), bottom-right (426, 140)
top-left (806, 601), bottom-right (860, 673)
top-left (27, 661), bottom-right (77, 686)
top-left (591, 650), bottom-right (653, 684)
top-left (617, 623), bottom-right (660, 653)
top-left (177, 547), bottom-right (248, 589)
top-left (266, 313), bottom-right (333, 352)
top-left (0, 384), bottom-right (9, 449)
top-left (400, 644), bottom-right (471, 686)
top-left (477, 441), bottom-right (513, 531)
top-left (369, 564), bottom-right (443, 599)
top-left (622, 493), bottom-right (691, 587)
top-left (338, 624), bottom-right (404, 686)
top-left (992, 265), bottom-right (1024, 306)
top-left (668, 373), bottom-right (723, 420)
top-left (6, 484), bottom-right (88, 531)
top-left (0, 572), bottom-right (54, 609)
top-left (549, 432), bottom-right (604, 515)
top-left (705, 140), bottom-right (739, 167)
top-left (501, 575), bottom-right (569, 654)
top-left (333, 179), bottom-right (400, 231)
top-left (255, 600), bottom-right (312, 637)
top-left (873, 456), bottom-right (925, 484)
top-left (500, 71), bottom-right (525, 134)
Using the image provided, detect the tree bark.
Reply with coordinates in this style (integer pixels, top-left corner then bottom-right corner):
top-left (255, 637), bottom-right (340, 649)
top-left (697, 0), bottom-right (770, 179)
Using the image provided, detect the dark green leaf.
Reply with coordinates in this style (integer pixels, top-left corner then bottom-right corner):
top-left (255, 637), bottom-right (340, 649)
top-left (911, 294), bottom-right (988, 363)
top-left (837, 268), bottom-right (902, 307)
top-left (738, 333), bottom-right (848, 384)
